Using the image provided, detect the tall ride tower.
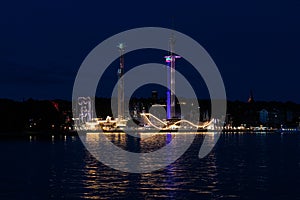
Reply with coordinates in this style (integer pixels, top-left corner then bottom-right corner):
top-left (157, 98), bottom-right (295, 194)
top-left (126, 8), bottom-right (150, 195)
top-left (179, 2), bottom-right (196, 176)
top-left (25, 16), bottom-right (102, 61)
top-left (165, 35), bottom-right (180, 119)
top-left (117, 43), bottom-right (125, 121)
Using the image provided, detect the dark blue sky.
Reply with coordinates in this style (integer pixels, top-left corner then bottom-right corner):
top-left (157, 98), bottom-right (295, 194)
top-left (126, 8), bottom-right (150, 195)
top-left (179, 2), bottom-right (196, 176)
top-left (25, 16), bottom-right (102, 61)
top-left (0, 0), bottom-right (300, 102)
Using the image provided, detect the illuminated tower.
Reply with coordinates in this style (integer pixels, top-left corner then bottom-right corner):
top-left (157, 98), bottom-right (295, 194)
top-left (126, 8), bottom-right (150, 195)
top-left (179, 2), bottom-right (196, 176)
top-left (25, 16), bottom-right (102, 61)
top-left (165, 34), bottom-right (180, 119)
top-left (117, 43), bottom-right (125, 121)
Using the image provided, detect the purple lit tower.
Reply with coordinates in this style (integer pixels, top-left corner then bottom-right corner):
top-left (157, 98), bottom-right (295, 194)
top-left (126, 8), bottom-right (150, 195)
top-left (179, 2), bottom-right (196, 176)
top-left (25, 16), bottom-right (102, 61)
top-left (165, 35), bottom-right (180, 119)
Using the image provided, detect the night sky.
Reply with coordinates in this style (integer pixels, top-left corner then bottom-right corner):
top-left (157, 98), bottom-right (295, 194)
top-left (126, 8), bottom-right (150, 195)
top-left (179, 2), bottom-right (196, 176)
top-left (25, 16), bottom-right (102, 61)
top-left (1, 0), bottom-right (300, 102)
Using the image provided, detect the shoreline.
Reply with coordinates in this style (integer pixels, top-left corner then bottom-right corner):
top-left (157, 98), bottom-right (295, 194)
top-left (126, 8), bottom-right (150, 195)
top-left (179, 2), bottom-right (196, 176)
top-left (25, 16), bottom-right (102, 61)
top-left (0, 129), bottom-right (298, 139)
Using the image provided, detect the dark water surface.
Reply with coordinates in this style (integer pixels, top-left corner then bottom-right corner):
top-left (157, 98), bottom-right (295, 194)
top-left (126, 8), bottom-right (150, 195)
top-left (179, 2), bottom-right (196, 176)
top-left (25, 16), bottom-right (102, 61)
top-left (0, 132), bottom-right (300, 199)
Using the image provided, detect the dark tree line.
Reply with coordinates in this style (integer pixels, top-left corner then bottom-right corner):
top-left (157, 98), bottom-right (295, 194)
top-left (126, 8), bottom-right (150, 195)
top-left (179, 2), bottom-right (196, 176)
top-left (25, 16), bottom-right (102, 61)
top-left (0, 98), bottom-right (299, 132)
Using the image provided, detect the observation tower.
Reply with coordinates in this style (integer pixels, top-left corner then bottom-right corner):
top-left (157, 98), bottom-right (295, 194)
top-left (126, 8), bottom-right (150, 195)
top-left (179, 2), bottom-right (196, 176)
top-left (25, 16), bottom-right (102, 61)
top-left (165, 35), bottom-right (180, 120)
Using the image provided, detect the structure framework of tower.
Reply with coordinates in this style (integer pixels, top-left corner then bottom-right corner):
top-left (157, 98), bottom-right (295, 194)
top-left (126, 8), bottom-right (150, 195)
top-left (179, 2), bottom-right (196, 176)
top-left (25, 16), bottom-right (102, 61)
top-left (165, 34), bottom-right (180, 120)
top-left (117, 43), bottom-right (125, 122)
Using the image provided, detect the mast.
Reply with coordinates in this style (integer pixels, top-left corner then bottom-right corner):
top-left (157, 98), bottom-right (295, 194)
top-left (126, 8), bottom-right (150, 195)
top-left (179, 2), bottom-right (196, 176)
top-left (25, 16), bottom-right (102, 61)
top-left (117, 43), bottom-right (125, 121)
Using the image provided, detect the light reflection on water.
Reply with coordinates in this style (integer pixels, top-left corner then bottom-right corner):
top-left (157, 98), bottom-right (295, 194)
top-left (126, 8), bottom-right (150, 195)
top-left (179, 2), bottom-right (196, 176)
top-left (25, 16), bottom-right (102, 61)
top-left (0, 132), bottom-right (300, 199)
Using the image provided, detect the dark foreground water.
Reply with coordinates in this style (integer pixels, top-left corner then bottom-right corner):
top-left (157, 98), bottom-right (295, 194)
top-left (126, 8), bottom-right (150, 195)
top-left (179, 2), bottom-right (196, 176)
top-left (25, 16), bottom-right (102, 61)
top-left (0, 132), bottom-right (300, 200)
